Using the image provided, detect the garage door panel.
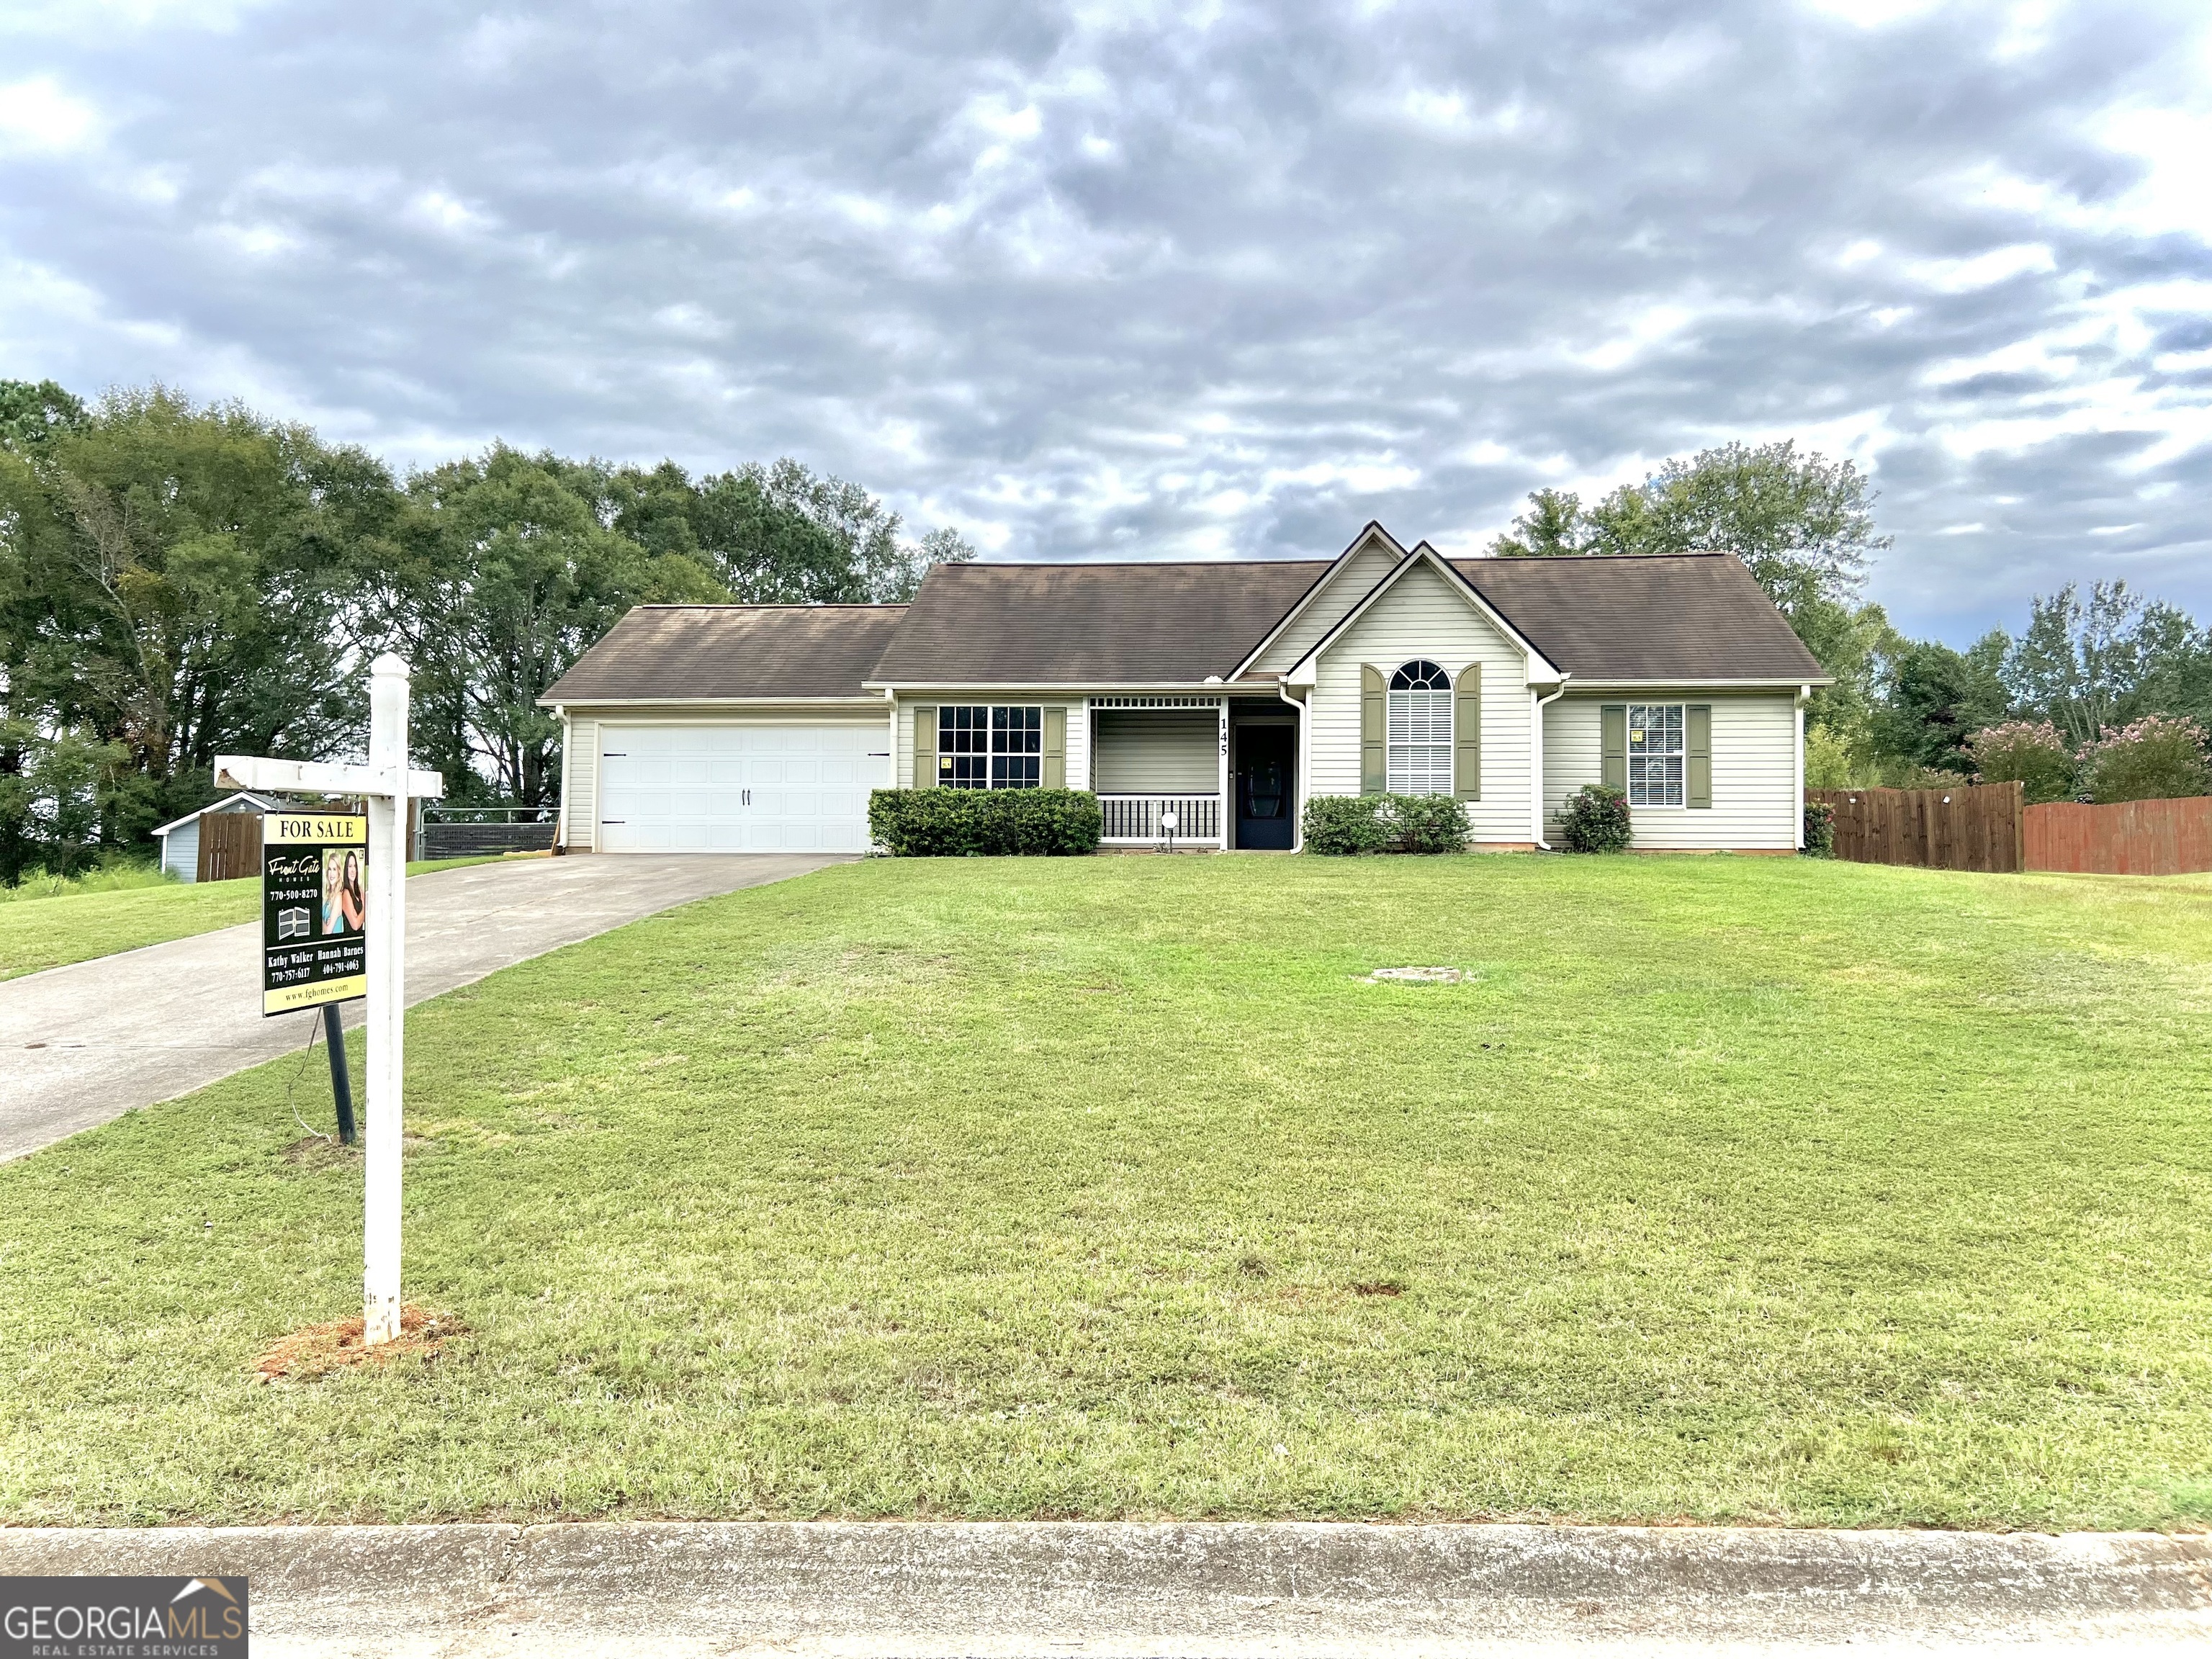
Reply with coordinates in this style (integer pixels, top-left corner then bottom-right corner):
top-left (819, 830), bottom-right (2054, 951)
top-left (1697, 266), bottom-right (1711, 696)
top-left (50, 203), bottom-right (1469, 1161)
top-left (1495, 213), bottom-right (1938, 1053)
top-left (598, 723), bottom-right (886, 853)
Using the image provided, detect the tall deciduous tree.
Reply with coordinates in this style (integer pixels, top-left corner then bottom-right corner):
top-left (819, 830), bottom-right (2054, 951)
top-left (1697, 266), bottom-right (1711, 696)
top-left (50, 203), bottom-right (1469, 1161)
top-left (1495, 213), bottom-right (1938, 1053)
top-left (0, 385), bottom-right (395, 868)
top-left (2003, 581), bottom-right (2212, 747)
top-left (385, 446), bottom-right (727, 807)
top-left (608, 457), bottom-right (972, 605)
top-left (1492, 440), bottom-right (1888, 619)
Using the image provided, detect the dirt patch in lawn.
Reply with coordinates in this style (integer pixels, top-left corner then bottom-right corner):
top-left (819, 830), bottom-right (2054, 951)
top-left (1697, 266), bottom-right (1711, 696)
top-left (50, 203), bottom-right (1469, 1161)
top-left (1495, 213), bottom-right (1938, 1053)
top-left (252, 1305), bottom-right (467, 1382)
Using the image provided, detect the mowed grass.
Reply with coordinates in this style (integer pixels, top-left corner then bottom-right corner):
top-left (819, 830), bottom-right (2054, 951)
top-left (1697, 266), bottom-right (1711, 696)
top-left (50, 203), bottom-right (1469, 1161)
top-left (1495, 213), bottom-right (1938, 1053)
top-left (0, 857), bottom-right (513, 981)
top-left (4, 855), bottom-right (2211, 1529)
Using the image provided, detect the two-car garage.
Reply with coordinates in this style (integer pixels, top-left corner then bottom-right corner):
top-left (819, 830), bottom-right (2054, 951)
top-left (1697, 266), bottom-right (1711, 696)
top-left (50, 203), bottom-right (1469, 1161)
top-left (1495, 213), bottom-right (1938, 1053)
top-left (540, 603), bottom-right (914, 858)
top-left (593, 723), bottom-right (889, 854)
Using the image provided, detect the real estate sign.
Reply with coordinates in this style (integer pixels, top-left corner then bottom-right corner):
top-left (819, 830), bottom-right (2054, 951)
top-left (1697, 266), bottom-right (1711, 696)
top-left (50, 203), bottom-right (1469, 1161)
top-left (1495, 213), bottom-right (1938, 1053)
top-left (261, 811), bottom-right (369, 1016)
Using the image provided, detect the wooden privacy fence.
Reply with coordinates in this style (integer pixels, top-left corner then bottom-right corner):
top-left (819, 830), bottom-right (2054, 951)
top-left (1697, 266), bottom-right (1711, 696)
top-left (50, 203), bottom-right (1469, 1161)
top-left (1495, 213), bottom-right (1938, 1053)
top-left (1809, 783), bottom-right (2024, 873)
top-left (1811, 784), bottom-right (2212, 875)
top-left (197, 809), bottom-right (261, 882)
top-left (2023, 796), bottom-right (2212, 876)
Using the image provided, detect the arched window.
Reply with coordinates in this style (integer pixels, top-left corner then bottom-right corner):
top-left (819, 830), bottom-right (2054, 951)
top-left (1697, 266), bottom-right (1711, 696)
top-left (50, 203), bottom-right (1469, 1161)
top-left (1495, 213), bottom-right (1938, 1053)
top-left (1387, 660), bottom-right (1453, 795)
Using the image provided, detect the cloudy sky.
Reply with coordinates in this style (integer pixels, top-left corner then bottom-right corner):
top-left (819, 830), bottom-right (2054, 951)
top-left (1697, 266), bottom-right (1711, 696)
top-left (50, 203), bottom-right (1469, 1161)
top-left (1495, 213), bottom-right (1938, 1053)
top-left (2, 0), bottom-right (2208, 642)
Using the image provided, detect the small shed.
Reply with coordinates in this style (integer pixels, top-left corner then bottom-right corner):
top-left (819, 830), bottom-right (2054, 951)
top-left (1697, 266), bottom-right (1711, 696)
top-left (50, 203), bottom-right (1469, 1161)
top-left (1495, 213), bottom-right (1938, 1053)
top-left (153, 791), bottom-right (289, 883)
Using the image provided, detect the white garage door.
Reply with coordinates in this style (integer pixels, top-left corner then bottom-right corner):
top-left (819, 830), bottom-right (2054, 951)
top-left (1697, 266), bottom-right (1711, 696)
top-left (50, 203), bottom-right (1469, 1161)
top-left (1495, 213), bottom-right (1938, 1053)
top-left (596, 724), bottom-right (889, 853)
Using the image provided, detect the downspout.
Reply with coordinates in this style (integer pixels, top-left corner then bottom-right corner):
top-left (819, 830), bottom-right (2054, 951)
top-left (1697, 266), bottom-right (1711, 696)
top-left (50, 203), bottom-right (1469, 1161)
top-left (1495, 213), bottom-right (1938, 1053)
top-left (1532, 678), bottom-right (1570, 850)
top-left (553, 706), bottom-right (570, 853)
top-left (1794, 683), bottom-right (1809, 850)
top-left (1277, 681), bottom-right (1308, 852)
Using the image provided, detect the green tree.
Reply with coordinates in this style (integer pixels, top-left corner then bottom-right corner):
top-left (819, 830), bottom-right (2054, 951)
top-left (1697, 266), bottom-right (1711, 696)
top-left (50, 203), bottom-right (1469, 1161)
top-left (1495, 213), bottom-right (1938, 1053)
top-left (2078, 715), bottom-right (2210, 804)
top-left (1491, 440), bottom-right (1888, 619)
top-left (1964, 720), bottom-right (2074, 804)
top-left (608, 457), bottom-right (972, 605)
top-left (2005, 582), bottom-right (2211, 744)
top-left (1869, 636), bottom-right (2012, 777)
top-left (0, 386), bottom-right (395, 868)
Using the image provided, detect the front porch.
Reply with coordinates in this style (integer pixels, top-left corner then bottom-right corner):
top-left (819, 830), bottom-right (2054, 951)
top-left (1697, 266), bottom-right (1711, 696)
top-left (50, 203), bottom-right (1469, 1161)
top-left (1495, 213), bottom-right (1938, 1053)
top-left (1088, 696), bottom-right (1298, 850)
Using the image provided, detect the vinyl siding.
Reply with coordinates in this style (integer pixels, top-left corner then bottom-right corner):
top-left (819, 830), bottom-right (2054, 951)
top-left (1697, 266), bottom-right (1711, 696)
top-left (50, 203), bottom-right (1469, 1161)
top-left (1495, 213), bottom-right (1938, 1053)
top-left (1092, 710), bottom-right (1218, 793)
top-left (1308, 561), bottom-right (1534, 843)
top-left (1543, 693), bottom-right (1798, 849)
top-left (891, 696), bottom-right (1090, 791)
top-left (161, 820), bottom-right (200, 881)
top-left (567, 717), bottom-right (598, 850)
top-left (1248, 539), bottom-right (1401, 676)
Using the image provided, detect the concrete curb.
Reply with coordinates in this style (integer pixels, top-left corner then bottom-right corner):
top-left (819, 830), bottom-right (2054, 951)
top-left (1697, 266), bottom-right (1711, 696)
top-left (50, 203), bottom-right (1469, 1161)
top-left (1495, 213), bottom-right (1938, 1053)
top-left (5, 1521), bottom-right (2209, 1655)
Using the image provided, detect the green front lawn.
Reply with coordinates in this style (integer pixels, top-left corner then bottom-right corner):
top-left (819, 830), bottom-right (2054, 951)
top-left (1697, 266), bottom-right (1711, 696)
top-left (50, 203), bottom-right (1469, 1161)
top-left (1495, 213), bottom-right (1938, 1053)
top-left (4, 855), bottom-right (2210, 1529)
top-left (0, 857), bottom-right (513, 981)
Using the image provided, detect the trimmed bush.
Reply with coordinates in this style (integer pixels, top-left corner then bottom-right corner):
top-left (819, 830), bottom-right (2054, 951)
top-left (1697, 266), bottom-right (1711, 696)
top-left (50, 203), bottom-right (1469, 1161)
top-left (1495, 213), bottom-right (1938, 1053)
top-left (1302, 794), bottom-right (1398, 855)
top-left (2078, 715), bottom-right (2211, 804)
top-left (1559, 783), bottom-right (1632, 853)
top-left (1966, 721), bottom-right (2074, 804)
top-left (868, 788), bottom-right (1102, 855)
top-left (1300, 793), bottom-right (1471, 855)
top-left (1392, 793), bottom-right (1472, 853)
top-left (1802, 799), bottom-right (1835, 858)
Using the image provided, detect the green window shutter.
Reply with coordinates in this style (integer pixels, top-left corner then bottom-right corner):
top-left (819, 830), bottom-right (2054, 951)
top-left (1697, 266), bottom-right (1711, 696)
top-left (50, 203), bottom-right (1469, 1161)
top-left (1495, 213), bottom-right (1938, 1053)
top-left (1453, 663), bottom-right (1482, 801)
top-left (1601, 703), bottom-right (1627, 792)
top-left (1043, 706), bottom-right (1066, 789)
top-left (913, 706), bottom-right (938, 788)
top-left (1360, 666), bottom-right (1385, 794)
top-left (1686, 704), bottom-right (1712, 809)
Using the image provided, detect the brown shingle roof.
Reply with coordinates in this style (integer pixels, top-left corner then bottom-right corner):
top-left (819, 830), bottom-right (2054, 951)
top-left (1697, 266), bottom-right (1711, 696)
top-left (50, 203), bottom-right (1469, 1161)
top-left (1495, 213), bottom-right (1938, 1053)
top-left (1449, 553), bottom-right (1827, 681)
top-left (538, 549), bottom-right (1827, 703)
top-left (867, 559), bottom-right (1332, 685)
top-left (539, 604), bottom-right (906, 703)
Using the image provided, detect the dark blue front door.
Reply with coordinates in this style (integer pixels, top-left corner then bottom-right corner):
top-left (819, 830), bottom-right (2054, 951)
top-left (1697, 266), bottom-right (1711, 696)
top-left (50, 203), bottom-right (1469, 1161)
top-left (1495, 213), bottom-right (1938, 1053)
top-left (1235, 727), bottom-right (1296, 850)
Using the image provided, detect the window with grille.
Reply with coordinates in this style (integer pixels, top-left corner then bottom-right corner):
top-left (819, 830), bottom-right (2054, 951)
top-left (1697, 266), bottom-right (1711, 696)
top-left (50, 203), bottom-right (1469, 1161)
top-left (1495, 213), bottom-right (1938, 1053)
top-left (939, 705), bottom-right (1042, 789)
top-left (1386, 660), bottom-right (1453, 796)
top-left (1627, 703), bottom-right (1684, 806)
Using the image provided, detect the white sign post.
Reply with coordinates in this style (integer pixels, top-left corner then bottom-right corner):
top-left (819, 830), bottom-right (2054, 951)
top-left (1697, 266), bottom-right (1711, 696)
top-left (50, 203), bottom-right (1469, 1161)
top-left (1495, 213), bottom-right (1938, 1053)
top-left (219, 654), bottom-right (442, 1346)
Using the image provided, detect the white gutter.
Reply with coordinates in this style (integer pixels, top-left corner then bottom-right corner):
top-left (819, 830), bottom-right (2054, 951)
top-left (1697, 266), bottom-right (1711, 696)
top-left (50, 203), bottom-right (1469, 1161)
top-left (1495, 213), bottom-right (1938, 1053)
top-left (535, 695), bottom-right (885, 709)
top-left (1532, 678), bottom-right (1571, 849)
top-left (1277, 681), bottom-right (1309, 852)
top-left (1558, 678), bottom-right (1835, 691)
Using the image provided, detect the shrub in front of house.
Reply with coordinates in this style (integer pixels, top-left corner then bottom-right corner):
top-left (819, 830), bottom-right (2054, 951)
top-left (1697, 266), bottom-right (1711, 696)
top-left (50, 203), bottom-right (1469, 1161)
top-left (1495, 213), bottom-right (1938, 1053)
top-left (1802, 799), bottom-right (1835, 858)
top-left (2077, 714), bottom-right (2211, 804)
top-left (1966, 720), bottom-right (2074, 804)
top-left (1301, 795), bottom-right (1397, 855)
top-left (1391, 793), bottom-right (1473, 853)
top-left (1300, 793), bottom-right (1470, 854)
top-left (1559, 783), bottom-right (1632, 853)
top-left (868, 788), bottom-right (1103, 855)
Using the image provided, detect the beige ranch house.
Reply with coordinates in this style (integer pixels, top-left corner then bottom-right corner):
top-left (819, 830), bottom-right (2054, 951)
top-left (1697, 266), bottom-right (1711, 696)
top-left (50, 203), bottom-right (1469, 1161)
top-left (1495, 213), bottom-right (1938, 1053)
top-left (538, 523), bottom-right (1830, 855)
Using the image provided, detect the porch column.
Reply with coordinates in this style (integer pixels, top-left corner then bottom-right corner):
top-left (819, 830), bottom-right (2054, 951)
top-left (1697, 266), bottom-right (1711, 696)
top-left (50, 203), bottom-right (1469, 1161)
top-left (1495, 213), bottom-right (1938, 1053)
top-left (1217, 698), bottom-right (1230, 849)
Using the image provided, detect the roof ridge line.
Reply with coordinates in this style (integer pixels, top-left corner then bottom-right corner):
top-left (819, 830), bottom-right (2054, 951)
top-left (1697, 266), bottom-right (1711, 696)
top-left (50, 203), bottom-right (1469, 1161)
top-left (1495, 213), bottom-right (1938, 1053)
top-left (1450, 551), bottom-right (1731, 562)
top-left (632, 602), bottom-right (910, 610)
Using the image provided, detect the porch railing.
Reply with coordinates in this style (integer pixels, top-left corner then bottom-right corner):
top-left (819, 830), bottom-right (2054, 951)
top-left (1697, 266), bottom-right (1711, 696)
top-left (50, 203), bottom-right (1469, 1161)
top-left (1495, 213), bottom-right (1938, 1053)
top-left (1098, 793), bottom-right (1220, 845)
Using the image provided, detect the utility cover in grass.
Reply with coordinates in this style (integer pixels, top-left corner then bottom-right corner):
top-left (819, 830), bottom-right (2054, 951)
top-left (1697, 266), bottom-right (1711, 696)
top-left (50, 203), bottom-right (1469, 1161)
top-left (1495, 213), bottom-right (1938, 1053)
top-left (1367, 966), bottom-right (1465, 983)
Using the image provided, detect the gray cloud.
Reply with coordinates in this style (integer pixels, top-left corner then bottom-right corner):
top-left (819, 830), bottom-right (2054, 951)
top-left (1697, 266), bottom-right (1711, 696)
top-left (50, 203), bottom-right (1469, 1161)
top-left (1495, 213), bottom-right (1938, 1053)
top-left (2, 0), bottom-right (2208, 640)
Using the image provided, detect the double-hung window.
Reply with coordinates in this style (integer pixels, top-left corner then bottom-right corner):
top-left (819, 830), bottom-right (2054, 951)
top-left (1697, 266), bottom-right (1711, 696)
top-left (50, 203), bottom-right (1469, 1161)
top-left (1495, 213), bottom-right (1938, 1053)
top-left (1386, 660), bottom-right (1454, 796)
top-left (939, 705), bottom-right (1041, 789)
top-left (1627, 703), bottom-right (1685, 806)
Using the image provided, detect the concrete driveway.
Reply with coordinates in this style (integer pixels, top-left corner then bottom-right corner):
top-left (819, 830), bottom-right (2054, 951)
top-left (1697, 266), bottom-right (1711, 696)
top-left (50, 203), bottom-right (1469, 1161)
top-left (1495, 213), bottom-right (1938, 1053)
top-left (0, 853), bottom-right (842, 1163)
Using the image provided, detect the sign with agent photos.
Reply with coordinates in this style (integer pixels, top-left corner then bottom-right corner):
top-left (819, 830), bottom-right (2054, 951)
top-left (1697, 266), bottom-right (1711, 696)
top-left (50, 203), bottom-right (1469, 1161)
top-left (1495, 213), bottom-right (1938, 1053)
top-left (261, 811), bottom-right (369, 1017)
